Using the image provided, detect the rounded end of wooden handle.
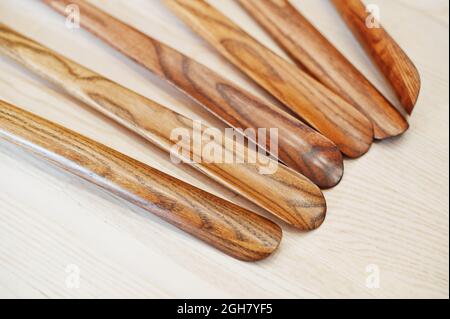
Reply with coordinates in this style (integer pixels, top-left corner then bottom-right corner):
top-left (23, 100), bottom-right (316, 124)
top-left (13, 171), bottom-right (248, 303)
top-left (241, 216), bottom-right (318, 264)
top-left (213, 210), bottom-right (283, 262)
top-left (243, 223), bottom-right (283, 262)
top-left (403, 67), bottom-right (421, 115)
top-left (282, 180), bottom-right (327, 231)
top-left (297, 196), bottom-right (327, 231)
top-left (340, 122), bottom-right (374, 159)
top-left (373, 118), bottom-right (410, 140)
top-left (301, 140), bottom-right (344, 190)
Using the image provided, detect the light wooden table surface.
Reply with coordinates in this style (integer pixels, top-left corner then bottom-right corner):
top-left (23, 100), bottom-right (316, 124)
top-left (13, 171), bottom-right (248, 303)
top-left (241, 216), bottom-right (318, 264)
top-left (0, 0), bottom-right (448, 299)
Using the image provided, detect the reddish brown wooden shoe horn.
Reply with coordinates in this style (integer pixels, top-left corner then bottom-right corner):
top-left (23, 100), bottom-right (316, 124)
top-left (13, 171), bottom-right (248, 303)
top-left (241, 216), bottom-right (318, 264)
top-left (332, 0), bottom-right (421, 115)
top-left (0, 99), bottom-right (282, 261)
top-left (164, 0), bottom-right (374, 159)
top-left (238, 0), bottom-right (409, 139)
top-left (43, 0), bottom-right (344, 189)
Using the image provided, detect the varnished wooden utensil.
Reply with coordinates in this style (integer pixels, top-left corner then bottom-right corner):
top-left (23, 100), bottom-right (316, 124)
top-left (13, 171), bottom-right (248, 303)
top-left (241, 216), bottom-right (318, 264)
top-left (238, 0), bottom-right (409, 139)
top-left (0, 23), bottom-right (327, 230)
top-left (43, 0), bottom-right (344, 189)
top-left (164, 0), bottom-right (374, 158)
top-left (0, 99), bottom-right (282, 261)
top-left (332, 0), bottom-right (421, 115)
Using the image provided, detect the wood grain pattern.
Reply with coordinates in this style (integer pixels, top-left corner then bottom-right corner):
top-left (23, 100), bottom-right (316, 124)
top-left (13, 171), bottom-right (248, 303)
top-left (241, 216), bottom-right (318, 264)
top-left (238, 0), bottom-right (409, 140)
top-left (164, 0), bottom-right (374, 158)
top-left (0, 0), bottom-right (447, 299)
top-left (42, 0), bottom-right (344, 189)
top-left (0, 23), bottom-right (327, 230)
top-left (0, 99), bottom-right (282, 261)
top-left (332, 0), bottom-right (421, 115)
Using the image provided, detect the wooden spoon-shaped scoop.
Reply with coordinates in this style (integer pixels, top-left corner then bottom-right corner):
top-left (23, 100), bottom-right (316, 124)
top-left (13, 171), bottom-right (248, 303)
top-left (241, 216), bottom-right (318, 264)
top-left (0, 99), bottom-right (282, 261)
top-left (0, 23), bottom-right (326, 230)
top-left (164, 0), bottom-right (374, 158)
top-left (43, 0), bottom-right (344, 189)
top-left (238, 0), bottom-right (409, 139)
top-left (332, 0), bottom-right (421, 115)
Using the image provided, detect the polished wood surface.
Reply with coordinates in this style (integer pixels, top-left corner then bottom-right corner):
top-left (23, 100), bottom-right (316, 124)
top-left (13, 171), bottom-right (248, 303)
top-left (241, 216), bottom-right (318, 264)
top-left (332, 0), bottom-right (421, 115)
top-left (43, 0), bottom-right (344, 189)
top-left (238, 0), bottom-right (409, 140)
top-left (0, 0), bottom-right (447, 299)
top-left (0, 99), bottom-right (282, 261)
top-left (164, 0), bottom-right (374, 158)
top-left (0, 23), bottom-right (327, 230)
